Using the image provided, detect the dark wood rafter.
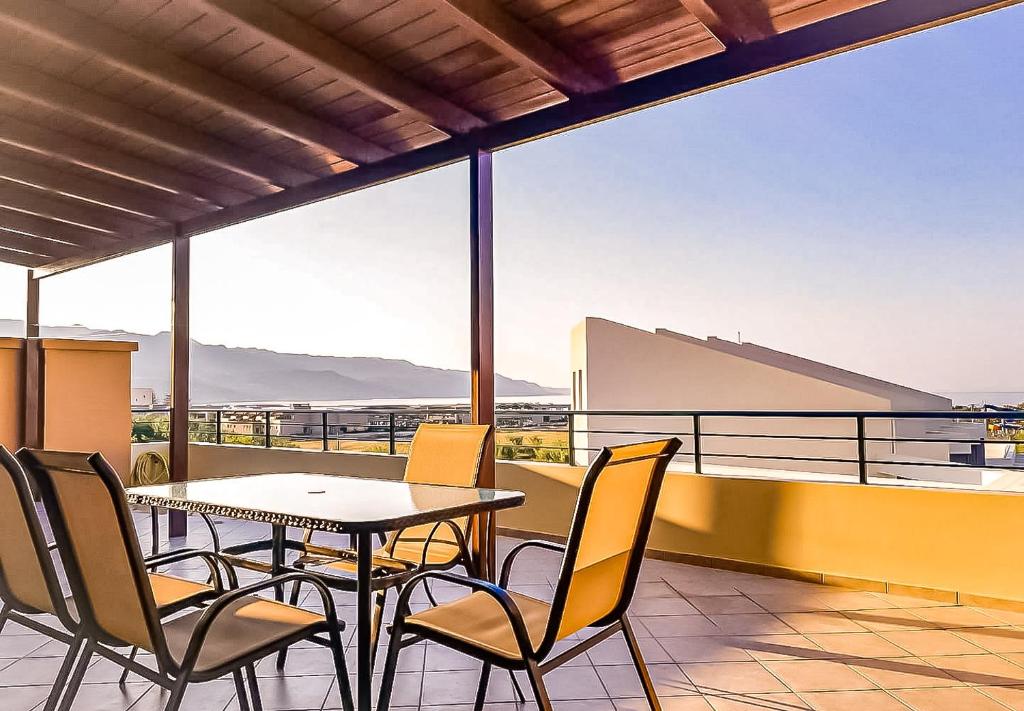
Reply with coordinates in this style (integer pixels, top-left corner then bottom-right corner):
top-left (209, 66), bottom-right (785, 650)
top-left (0, 60), bottom-right (313, 189)
top-left (0, 208), bottom-right (122, 250)
top-left (0, 152), bottom-right (200, 223)
top-left (0, 228), bottom-right (81, 260)
top-left (0, 181), bottom-right (156, 235)
top-left (197, 0), bottom-right (486, 135)
top-left (427, 0), bottom-right (605, 94)
top-left (0, 246), bottom-right (46, 268)
top-left (679, 0), bottom-right (775, 46)
top-left (0, 115), bottom-right (252, 209)
top-left (0, 0), bottom-right (392, 167)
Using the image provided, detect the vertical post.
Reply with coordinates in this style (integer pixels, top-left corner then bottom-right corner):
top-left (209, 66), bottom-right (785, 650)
top-left (322, 411), bottom-right (329, 451)
top-left (389, 413), bottom-right (396, 455)
top-left (856, 415), bottom-right (868, 484)
top-left (169, 229), bottom-right (190, 538)
top-left (265, 411), bottom-right (272, 448)
top-left (567, 412), bottom-right (576, 466)
top-left (23, 270), bottom-right (42, 448)
top-left (469, 149), bottom-right (496, 580)
top-left (215, 410), bottom-right (222, 444)
top-left (692, 414), bottom-right (702, 474)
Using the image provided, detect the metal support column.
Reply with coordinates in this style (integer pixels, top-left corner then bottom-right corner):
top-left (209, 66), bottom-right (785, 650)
top-left (469, 149), bottom-right (496, 580)
top-left (169, 229), bottom-right (190, 538)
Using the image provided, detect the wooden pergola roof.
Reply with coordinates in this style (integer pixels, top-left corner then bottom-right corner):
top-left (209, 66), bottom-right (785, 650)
top-left (0, 0), bottom-right (1016, 275)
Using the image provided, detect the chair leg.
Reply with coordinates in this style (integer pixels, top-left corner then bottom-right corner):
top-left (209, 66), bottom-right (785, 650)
top-left (370, 587), bottom-right (389, 668)
top-left (42, 632), bottom-right (85, 711)
top-left (163, 677), bottom-right (189, 711)
top-left (232, 670), bottom-right (252, 711)
top-left (622, 616), bottom-right (661, 711)
top-left (275, 577), bottom-right (305, 670)
top-left (245, 664), bottom-right (263, 711)
top-left (0, 603), bottom-right (10, 635)
top-left (375, 620), bottom-right (404, 711)
top-left (524, 659), bottom-right (553, 711)
top-left (56, 640), bottom-right (94, 711)
top-left (509, 669), bottom-right (527, 703)
top-left (473, 662), bottom-right (491, 711)
top-left (118, 647), bottom-right (138, 685)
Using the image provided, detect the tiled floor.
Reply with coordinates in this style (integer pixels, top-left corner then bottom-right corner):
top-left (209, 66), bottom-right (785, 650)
top-left (5, 514), bottom-right (1024, 710)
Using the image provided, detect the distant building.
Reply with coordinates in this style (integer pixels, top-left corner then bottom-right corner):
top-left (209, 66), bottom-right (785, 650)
top-left (570, 318), bottom-right (984, 483)
top-left (131, 388), bottom-right (155, 407)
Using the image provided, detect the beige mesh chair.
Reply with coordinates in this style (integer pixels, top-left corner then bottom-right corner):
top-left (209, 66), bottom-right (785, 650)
top-left (278, 423), bottom-right (491, 668)
top-left (377, 438), bottom-right (682, 711)
top-left (0, 446), bottom-right (228, 711)
top-left (17, 448), bottom-right (353, 711)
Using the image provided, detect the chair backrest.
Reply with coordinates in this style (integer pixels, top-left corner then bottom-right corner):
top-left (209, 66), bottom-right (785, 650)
top-left (17, 448), bottom-right (167, 660)
top-left (544, 438), bottom-right (681, 649)
top-left (385, 424), bottom-right (491, 562)
top-left (0, 446), bottom-right (67, 621)
top-left (403, 423), bottom-right (491, 487)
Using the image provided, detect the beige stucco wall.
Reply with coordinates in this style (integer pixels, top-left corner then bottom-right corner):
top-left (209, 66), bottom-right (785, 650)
top-left (0, 337), bottom-right (23, 451)
top-left (570, 318), bottom-right (952, 478)
top-left (41, 339), bottom-right (137, 480)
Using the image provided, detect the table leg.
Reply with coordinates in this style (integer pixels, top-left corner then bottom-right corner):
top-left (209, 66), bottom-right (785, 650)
top-left (150, 506), bottom-right (159, 557)
top-left (271, 525), bottom-right (286, 602)
top-left (356, 531), bottom-right (372, 711)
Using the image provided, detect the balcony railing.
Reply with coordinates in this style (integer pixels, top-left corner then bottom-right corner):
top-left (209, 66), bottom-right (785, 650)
top-left (131, 406), bottom-right (1024, 489)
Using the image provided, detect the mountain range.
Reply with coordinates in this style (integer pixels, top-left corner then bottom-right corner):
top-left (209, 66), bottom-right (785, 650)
top-left (0, 320), bottom-right (567, 404)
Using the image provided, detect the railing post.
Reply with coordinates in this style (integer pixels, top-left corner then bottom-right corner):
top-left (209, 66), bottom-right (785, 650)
top-left (692, 414), bottom-right (702, 474)
top-left (322, 411), bottom-right (329, 451)
top-left (265, 411), bottom-right (272, 448)
top-left (389, 413), bottom-right (397, 455)
top-left (215, 410), bottom-right (222, 444)
top-left (567, 413), bottom-right (576, 466)
top-left (856, 415), bottom-right (868, 484)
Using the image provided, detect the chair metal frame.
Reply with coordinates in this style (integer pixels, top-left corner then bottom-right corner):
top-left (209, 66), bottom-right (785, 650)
top-left (377, 438), bottom-right (683, 711)
top-left (17, 448), bottom-right (355, 711)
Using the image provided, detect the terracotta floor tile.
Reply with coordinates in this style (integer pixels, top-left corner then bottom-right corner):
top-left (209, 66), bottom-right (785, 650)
top-left (976, 684), bottom-right (1024, 709)
top-left (596, 663), bottom-right (692, 699)
top-left (630, 597), bottom-right (701, 616)
top-left (761, 660), bottom-right (877, 692)
top-left (820, 593), bottom-right (897, 612)
top-left (731, 634), bottom-right (830, 662)
top-left (748, 594), bottom-right (836, 613)
top-left (954, 627), bottom-right (1024, 654)
top-left (904, 607), bottom-right (1004, 629)
top-left (705, 692), bottom-right (811, 710)
top-left (847, 657), bottom-right (961, 690)
top-left (805, 633), bottom-right (913, 659)
top-left (708, 614), bottom-right (796, 636)
top-left (688, 596), bottom-right (767, 615)
top-left (588, 636), bottom-right (672, 666)
top-left (975, 608), bottom-right (1024, 626)
top-left (614, 697), bottom-right (715, 710)
top-left (640, 616), bottom-right (723, 638)
top-left (880, 630), bottom-right (984, 656)
top-left (923, 654), bottom-right (1024, 686)
top-left (800, 689), bottom-right (910, 711)
top-left (776, 613), bottom-right (867, 634)
top-left (680, 661), bottom-right (789, 694)
top-left (658, 636), bottom-right (755, 664)
top-left (844, 610), bottom-right (939, 633)
top-left (893, 686), bottom-right (1009, 710)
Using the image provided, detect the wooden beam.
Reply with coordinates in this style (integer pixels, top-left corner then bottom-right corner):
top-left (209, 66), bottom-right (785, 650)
top-left (679, 0), bottom-right (774, 46)
top-left (469, 149), bottom-right (496, 580)
top-left (0, 152), bottom-right (199, 222)
top-left (0, 228), bottom-right (81, 260)
top-left (25, 269), bottom-right (39, 338)
top-left (0, 208), bottom-right (120, 250)
top-left (0, 0), bottom-right (392, 166)
top-left (0, 246), bottom-right (46, 268)
top-left (0, 181), bottom-right (151, 235)
top-left (428, 0), bottom-right (603, 94)
top-left (169, 229), bottom-right (190, 538)
top-left (0, 60), bottom-right (313, 189)
top-left (0, 114), bottom-right (251, 209)
top-left (199, 0), bottom-right (485, 134)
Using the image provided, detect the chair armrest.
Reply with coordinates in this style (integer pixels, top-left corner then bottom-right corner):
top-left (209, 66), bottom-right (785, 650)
top-left (144, 549), bottom-right (239, 591)
top-left (175, 571), bottom-right (340, 675)
top-left (499, 540), bottom-right (565, 587)
top-left (395, 571), bottom-right (536, 660)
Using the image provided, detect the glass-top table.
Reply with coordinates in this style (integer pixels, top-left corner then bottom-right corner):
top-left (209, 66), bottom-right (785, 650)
top-left (127, 472), bottom-right (526, 711)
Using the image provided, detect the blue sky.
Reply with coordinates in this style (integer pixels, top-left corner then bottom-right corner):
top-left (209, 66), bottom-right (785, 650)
top-left (1, 6), bottom-right (1021, 392)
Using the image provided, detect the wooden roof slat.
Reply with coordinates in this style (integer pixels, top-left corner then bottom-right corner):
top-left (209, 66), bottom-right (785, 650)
top-left (0, 245), bottom-right (48, 268)
top-left (0, 0), bottom-right (392, 167)
top-left (0, 207), bottom-right (121, 250)
top-left (0, 151), bottom-right (200, 223)
top-left (427, 0), bottom-right (605, 93)
top-left (0, 181), bottom-right (154, 235)
top-left (197, 0), bottom-right (486, 134)
top-left (0, 228), bottom-right (82, 260)
top-left (0, 114), bottom-right (250, 209)
top-left (677, 0), bottom-right (774, 46)
top-left (0, 60), bottom-right (313, 189)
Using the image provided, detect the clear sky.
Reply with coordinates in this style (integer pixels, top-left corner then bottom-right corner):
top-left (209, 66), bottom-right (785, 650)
top-left (1, 7), bottom-right (1022, 393)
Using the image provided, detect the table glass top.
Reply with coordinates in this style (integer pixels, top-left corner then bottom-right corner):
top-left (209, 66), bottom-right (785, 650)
top-left (126, 472), bottom-right (525, 532)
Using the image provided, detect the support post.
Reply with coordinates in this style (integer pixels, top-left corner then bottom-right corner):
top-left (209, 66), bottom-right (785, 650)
top-left (23, 270), bottom-right (42, 448)
top-left (469, 150), bottom-right (496, 580)
top-left (169, 229), bottom-right (190, 537)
